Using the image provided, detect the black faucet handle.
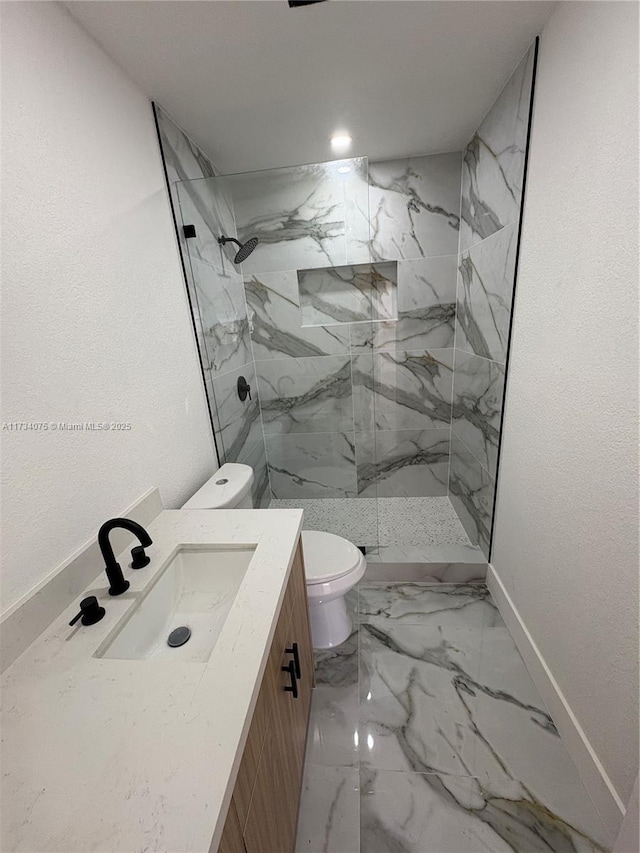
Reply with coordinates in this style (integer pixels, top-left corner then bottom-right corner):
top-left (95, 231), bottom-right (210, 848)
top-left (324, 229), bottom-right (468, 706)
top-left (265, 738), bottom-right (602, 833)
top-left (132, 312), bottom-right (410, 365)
top-left (69, 596), bottom-right (106, 627)
top-left (130, 545), bottom-right (150, 570)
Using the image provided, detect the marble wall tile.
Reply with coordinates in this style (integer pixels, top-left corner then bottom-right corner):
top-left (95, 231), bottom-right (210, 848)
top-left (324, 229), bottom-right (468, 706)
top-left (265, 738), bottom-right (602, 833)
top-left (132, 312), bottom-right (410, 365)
top-left (451, 350), bottom-right (505, 478)
top-left (369, 153), bottom-right (462, 261)
top-left (448, 435), bottom-right (495, 557)
top-left (355, 429), bottom-right (450, 497)
top-left (189, 256), bottom-right (251, 378)
top-left (265, 432), bottom-right (357, 499)
top-left (244, 270), bottom-right (350, 360)
top-left (349, 255), bottom-right (457, 352)
top-left (460, 44), bottom-right (535, 251)
top-left (237, 437), bottom-right (271, 508)
top-left (211, 362), bottom-right (261, 461)
top-left (256, 355), bottom-right (354, 434)
top-left (298, 262), bottom-right (397, 326)
top-left (231, 158), bottom-right (369, 275)
top-left (176, 175), bottom-right (238, 270)
top-left (154, 105), bottom-right (217, 185)
top-left (456, 222), bottom-right (518, 363)
top-left (368, 349), bottom-right (454, 431)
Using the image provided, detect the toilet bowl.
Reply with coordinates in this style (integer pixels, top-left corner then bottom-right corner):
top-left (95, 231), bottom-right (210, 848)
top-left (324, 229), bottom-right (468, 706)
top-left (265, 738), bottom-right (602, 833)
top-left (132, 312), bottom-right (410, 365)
top-left (182, 463), bottom-right (365, 649)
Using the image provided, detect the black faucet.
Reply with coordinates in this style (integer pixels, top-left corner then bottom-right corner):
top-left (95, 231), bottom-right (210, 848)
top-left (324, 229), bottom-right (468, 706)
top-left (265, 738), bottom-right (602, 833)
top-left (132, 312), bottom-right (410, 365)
top-left (98, 517), bottom-right (153, 596)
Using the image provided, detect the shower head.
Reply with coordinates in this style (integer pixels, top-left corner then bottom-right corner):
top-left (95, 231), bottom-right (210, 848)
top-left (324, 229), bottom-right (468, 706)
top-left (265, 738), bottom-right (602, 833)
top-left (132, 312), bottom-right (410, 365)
top-left (218, 235), bottom-right (259, 265)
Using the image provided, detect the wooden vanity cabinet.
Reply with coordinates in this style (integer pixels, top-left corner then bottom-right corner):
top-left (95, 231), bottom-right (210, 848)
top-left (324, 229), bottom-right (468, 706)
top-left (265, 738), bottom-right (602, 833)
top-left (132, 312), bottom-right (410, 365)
top-left (217, 540), bottom-right (314, 853)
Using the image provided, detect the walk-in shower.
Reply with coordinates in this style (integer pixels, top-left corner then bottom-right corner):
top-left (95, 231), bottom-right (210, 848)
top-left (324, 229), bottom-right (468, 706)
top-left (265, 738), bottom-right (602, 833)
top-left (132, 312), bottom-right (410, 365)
top-left (154, 38), bottom-right (537, 580)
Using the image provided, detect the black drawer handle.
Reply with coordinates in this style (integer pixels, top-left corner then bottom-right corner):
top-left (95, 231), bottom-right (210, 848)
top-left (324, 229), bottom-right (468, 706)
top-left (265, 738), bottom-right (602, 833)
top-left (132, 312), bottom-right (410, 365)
top-left (286, 643), bottom-right (301, 679)
top-left (281, 660), bottom-right (298, 699)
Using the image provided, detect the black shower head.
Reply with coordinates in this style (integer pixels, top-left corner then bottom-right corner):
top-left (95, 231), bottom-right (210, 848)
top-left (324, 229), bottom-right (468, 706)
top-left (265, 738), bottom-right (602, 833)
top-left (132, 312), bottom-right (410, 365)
top-left (218, 234), bottom-right (259, 265)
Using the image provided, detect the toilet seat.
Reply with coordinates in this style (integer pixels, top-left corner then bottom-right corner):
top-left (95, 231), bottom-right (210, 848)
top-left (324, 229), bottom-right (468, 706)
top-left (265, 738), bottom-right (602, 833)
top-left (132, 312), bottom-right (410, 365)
top-left (301, 530), bottom-right (363, 584)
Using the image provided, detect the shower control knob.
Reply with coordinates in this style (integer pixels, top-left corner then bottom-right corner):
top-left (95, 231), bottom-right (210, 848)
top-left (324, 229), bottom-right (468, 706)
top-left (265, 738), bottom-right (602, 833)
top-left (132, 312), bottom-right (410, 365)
top-left (237, 376), bottom-right (252, 402)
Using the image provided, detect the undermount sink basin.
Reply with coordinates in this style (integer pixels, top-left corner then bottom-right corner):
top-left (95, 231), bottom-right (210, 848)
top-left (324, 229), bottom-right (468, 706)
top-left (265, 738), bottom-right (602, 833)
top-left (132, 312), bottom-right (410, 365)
top-left (97, 545), bottom-right (256, 662)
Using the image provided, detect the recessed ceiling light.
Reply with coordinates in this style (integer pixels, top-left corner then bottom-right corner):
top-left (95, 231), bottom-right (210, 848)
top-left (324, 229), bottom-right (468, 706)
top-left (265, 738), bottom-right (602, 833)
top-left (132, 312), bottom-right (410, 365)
top-left (330, 132), bottom-right (352, 153)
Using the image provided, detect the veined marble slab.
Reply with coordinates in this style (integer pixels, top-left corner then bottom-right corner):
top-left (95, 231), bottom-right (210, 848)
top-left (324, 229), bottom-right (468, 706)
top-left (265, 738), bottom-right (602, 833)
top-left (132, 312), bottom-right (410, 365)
top-left (460, 43), bottom-right (535, 252)
top-left (244, 270), bottom-right (350, 360)
top-left (265, 432), bottom-right (357, 499)
top-left (355, 428), bottom-right (450, 497)
top-left (449, 435), bottom-right (495, 557)
top-left (456, 222), bottom-right (518, 363)
top-left (369, 153), bottom-right (462, 261)
top-left (350, 255), bottom-right (457, 351)
top-left (352, 349), bottom-right (454, 433)
top-left (190, 255), bottom-right (251, 378)
top-left (257, 355), bottom-right (354, 434)
top-left (451, 349), bottom-right (505, 479)
top-left (295, 765), bottom-right (360, 853)
top-left (231, 158), bottom-right (370, 275)
top-left (210, 362), bottom-right (262, 462)
top-left (298, 262), bottom-right (397, 326)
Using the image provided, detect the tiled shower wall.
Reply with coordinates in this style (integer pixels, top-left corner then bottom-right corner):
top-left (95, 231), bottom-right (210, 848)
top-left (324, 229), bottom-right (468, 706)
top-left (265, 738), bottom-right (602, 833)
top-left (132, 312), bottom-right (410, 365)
top-left (240, 154), bottom-right (462, 500)
top-left (154, 105), bottom-right (271, 507)
top-left (154, 36), bottom-right (535, 553)
top-left (449, 42), bottom-right (537, 556)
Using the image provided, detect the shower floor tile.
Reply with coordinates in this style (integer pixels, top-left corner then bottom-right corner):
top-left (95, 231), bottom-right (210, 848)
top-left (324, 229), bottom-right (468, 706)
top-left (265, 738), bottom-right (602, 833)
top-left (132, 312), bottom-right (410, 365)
top-left (295, 583), bottom-right (610, 853)
top-left (269, 496), bottom-right (482, 559)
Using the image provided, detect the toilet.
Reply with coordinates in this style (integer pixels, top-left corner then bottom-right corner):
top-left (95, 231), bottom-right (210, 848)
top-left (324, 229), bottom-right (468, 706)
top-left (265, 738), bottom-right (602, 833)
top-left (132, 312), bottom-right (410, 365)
top-left (182, 463), bottom-right (366, 649)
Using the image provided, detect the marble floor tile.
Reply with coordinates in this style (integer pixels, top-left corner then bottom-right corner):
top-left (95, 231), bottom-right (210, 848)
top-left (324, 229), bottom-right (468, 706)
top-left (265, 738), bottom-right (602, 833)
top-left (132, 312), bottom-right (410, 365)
top-left (362, 560), bottom-right (487, 584)
top-left (358, 584), bottom-right (503, 628)
top-left (296, 580), bottom-right (609, 853)
top-left (359, 622), bottom-right (484, 776)
top-left (360, 766), bottom-right (606, 853)
top-left (306, 631), bottom-right (359, 769)
top-left (295, 765), bottom-right (360, 853)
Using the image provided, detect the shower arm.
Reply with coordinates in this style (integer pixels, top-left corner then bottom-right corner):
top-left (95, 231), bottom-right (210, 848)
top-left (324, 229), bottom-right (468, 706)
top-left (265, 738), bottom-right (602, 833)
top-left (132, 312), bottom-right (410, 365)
top-left (218, 236), bottom-right (242, 249)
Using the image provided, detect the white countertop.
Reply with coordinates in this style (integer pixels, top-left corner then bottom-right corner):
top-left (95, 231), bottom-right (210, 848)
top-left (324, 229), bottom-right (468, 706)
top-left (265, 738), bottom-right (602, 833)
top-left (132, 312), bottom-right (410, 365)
top-left (0, 508), bottom-right (304, 853)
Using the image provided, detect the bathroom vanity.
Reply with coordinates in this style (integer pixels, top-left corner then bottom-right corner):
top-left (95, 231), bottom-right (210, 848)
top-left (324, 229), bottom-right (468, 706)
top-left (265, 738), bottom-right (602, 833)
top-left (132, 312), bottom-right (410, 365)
top-left (0, 509), bottom-right (311, 853)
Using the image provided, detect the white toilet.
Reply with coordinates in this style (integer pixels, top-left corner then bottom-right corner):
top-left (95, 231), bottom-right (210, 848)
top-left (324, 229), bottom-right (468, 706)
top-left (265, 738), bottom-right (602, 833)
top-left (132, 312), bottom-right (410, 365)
top-left (182, 463), bottom-right (366, 649)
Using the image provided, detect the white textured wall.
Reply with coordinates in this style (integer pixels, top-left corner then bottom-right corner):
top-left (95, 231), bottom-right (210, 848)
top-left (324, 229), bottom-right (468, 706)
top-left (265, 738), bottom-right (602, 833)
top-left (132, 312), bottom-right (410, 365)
top-left (0, 2), bottom-right (216, 613)
top-left (492, 0), bottom-right (639, 810)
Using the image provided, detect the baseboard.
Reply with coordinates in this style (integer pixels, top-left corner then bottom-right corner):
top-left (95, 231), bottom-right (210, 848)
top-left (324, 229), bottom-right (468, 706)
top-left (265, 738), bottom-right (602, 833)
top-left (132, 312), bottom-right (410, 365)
top-left (487, 563), bottom-right (625, 846)
top-left (0, 487), bottom-right (163, 673)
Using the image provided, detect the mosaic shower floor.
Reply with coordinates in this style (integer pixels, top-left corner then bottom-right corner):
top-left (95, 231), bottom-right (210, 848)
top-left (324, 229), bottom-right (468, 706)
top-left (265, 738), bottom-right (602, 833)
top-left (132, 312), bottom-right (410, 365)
top-left (294, 583), bottom-right (610, 853)
top-left (269, 497), bottom-right (486, 564)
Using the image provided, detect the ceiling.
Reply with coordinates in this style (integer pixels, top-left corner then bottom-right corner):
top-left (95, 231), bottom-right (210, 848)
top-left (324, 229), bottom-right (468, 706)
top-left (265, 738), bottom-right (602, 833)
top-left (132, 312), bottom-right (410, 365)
top-left (65, 0), bottom-right (555, 174)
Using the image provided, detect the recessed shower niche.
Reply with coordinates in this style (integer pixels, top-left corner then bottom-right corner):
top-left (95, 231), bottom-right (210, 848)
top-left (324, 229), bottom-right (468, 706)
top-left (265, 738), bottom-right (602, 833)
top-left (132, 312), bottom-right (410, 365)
top-left (298, 262), bottom-right (398, 327)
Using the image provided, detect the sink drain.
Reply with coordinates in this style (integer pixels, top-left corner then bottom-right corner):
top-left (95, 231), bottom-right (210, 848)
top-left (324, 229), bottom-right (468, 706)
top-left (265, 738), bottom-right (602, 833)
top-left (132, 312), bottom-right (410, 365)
top-left (167, 626), bottom-right (191, 648)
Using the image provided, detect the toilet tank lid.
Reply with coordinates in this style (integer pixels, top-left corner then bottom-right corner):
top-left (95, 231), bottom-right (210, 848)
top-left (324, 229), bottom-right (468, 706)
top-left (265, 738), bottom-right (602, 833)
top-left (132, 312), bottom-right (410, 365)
top-left (182, 463), bottom-right (254, 509)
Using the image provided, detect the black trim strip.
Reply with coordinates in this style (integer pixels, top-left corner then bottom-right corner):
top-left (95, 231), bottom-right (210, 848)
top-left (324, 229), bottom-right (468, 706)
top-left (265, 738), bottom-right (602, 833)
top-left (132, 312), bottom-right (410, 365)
top-left (488, 37), bottom-right (540, 562)
top-left (151, 101), bottom-right (224, 466)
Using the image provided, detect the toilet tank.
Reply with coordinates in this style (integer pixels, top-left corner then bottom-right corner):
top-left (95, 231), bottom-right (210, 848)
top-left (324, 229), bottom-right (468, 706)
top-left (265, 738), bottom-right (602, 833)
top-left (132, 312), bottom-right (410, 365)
top-left (182, 463), bottom-right (255, 510)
